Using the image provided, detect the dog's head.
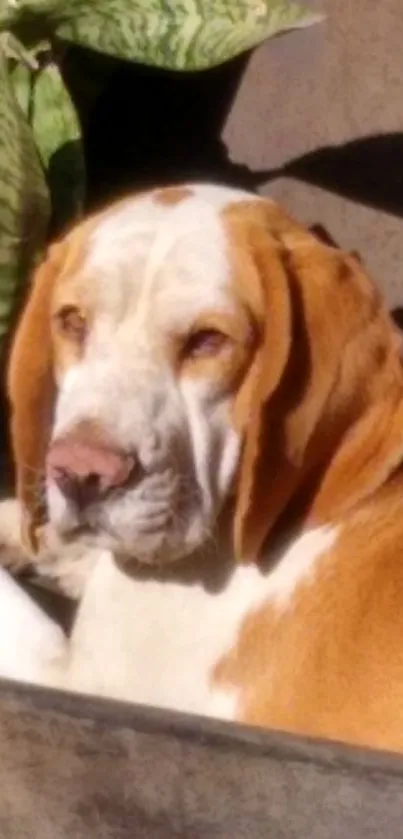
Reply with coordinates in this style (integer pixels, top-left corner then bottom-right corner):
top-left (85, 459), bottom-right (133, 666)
top-left (8, 184), bottom-right (399, 566)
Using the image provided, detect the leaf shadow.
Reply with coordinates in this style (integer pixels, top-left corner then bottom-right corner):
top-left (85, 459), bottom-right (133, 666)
top-left (276, 133), bottom-right (403, 218)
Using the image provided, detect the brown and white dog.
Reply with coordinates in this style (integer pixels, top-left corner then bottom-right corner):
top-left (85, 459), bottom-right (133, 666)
top-left (1, 183), bottom-right (403, 753)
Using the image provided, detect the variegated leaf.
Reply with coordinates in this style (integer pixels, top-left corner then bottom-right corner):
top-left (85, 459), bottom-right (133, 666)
top-left (1, 0), bottom-right (323, 71)
top-left (0, 44), bottom-right (49, 365)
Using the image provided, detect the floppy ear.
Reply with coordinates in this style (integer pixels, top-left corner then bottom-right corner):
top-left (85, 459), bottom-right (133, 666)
top-left (7, 242), bottom-right (66, 553)
top-left (233, 206), bottom-right (381, 562)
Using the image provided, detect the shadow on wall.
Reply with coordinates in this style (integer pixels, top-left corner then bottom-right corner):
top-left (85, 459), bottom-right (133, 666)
top-left (62, 43), bottom-right (403, 217)
top-left (269, 134), bottom-right (403, 219)
top-left (271, 134), bottom-right (403, 326)
top-left (77, 49), bottom-right (403, 222)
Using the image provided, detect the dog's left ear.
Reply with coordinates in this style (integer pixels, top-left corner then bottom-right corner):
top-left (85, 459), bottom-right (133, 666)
top-left (7, 241), bottom-right (68, 553)
top-left (229, 202), bottom-right (386, 562)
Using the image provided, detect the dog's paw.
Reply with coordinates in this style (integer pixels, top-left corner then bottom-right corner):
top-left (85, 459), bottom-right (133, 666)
top-left (0, 499), bottom-right (32, 572)
top-left (34, 528), bottom-right (100, 599)
top-left (0, 499), bottom-right (101, 600)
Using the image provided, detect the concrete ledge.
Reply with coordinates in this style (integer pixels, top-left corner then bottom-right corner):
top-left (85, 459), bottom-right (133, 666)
top-left (0, 679), bottom-right (403, 838)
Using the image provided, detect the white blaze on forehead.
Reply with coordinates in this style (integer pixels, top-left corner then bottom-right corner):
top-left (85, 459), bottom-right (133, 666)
top-left (89, 184), bottom-right (261, 265)
top-left (54, 183), bottom-right (263, 434)
top-left (84, 184), bottom-right (264, 331)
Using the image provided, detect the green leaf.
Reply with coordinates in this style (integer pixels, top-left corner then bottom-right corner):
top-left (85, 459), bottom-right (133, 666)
top-left (11, 51), bottom-right (85, 235)
top-left (0, 43), bottom-right (49, 366)
top-left (8, 52), bottom-right (33, 116)
top-left (3, 1), bottom-right (323, 71)
top-left (0, 31), bottom-right (39, 66)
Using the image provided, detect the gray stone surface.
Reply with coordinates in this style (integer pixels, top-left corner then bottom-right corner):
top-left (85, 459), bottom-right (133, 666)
top-left (0, 680), bottom-right (403, 838)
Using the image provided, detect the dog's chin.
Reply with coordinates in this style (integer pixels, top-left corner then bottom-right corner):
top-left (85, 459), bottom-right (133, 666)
top-left (50, 517), bottom-right (210, 569)
top-left (100, 535), bottom-right (192, 568)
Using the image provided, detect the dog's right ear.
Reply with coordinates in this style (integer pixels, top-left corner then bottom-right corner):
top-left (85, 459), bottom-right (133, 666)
top-left (7, 242), bottom-right (67, 553)
top-left (231, 203), bottom-right (388, 563)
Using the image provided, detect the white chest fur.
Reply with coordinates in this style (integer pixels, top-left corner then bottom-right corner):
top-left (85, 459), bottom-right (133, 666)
top-left (0, 526), bottom-right (337, 720)
top-left (67, 552), bottom-right (268, 720)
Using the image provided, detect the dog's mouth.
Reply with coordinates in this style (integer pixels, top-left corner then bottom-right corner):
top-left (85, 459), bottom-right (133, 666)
top-left (44, 459), bottom-right (210, 569)
top-left (47, 499), bottom-right (206, 567)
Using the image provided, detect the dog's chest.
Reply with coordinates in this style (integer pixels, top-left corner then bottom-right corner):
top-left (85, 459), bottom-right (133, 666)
top-left (67, 555), bottom-right (261, 719)
top-left (66, 527), bottom-right (335, 718)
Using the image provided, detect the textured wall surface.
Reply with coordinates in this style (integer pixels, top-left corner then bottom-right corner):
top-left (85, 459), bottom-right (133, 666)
top-left (86, 0), bottom-right (403, 308)
top-left (224, 0), bottom-right (403, 308)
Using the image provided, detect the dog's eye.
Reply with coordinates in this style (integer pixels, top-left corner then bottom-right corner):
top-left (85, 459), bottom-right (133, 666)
top-left (182, 329), bottom-right (228, 359)
top-left (55, 306), bottom-right (87, 341)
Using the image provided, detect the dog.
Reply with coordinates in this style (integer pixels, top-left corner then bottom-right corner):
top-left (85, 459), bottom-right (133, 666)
top-left (1, 183), bottom-right (403, 753)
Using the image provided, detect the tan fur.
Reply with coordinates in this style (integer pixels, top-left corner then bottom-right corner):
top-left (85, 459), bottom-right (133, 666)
top-left (7, 231), bottom-right (89, 552)
top-left (211, 201), bottom-right (403, 752)
top-left (154, 186), bottom-right (193, 206)
top-left (213, 473), bottom-right (403, 752)
top-left (222, 201), bottom-right (403, 560)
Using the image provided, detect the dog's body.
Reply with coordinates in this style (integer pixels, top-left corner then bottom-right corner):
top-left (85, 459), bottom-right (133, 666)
top-left (2, 183), bottom-right (403, 753)
top-left (0, 511), bottom-right (336, 725)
